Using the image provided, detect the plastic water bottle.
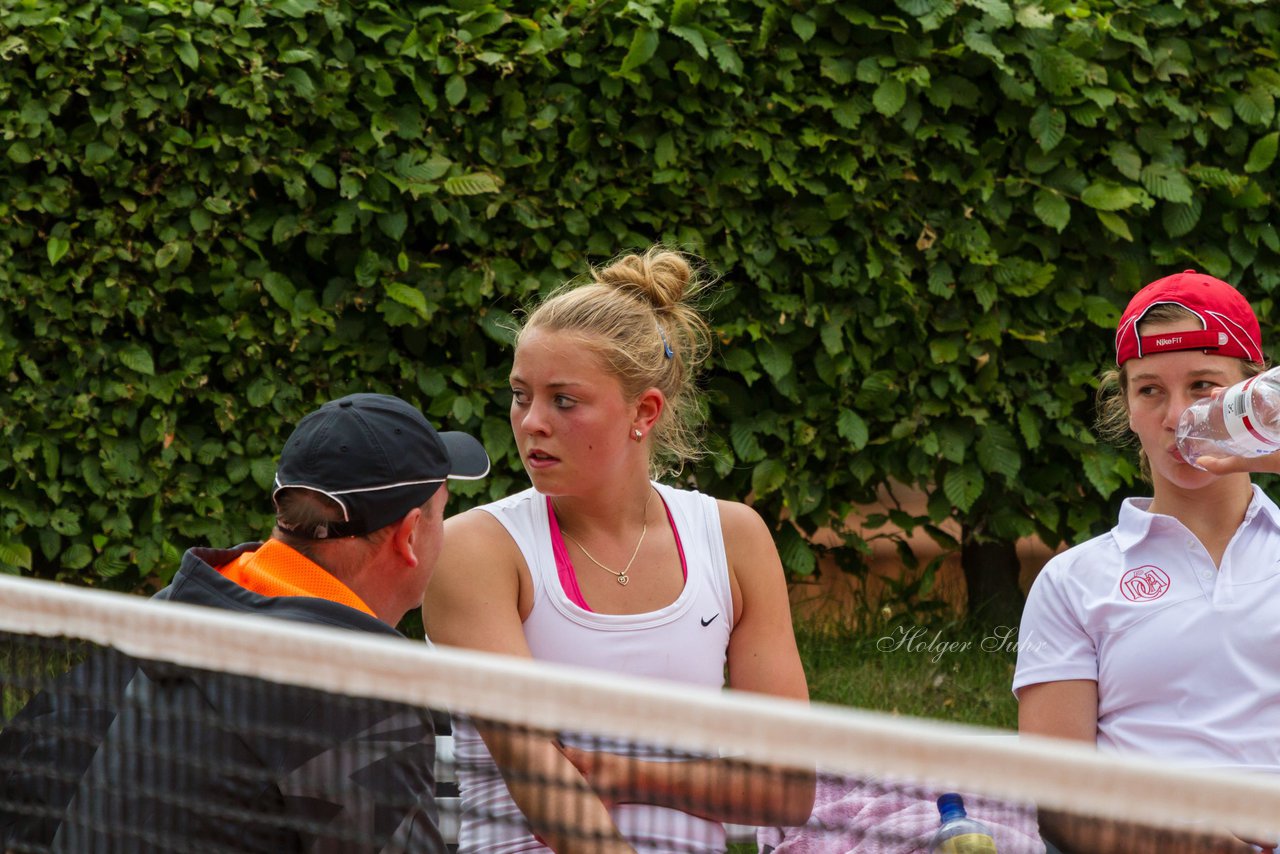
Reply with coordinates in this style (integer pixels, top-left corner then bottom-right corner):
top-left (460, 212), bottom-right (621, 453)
top-left (1176, 366), bottom-right (1280, 469)
top-left (929, 793), bottom-right (997, 853)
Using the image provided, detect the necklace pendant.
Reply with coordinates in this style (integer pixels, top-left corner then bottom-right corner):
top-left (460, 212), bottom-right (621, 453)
top-left (617, 574), bottom-right (629, 586)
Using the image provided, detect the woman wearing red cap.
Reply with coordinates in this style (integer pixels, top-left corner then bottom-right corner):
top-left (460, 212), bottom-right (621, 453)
top-left (1014, 271), bottom-right (1280, 853)
top-left (424, 248), bottom-right (814, 853)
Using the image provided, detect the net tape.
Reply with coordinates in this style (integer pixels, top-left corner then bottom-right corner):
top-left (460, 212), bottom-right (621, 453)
top-left (1, 574), bottom-right (1278, 845)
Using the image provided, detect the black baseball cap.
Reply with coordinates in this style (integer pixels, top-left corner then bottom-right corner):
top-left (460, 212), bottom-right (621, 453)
top-left (273, 393), bottom-right (489, 538)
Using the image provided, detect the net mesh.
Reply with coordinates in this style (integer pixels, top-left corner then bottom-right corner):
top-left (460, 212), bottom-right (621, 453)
top-left (1, 574), bottom-right (1277, 854)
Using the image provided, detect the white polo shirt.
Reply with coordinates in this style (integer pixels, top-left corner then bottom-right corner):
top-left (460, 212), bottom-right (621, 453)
top-left (1014, 485), bottom-right (1280, 772)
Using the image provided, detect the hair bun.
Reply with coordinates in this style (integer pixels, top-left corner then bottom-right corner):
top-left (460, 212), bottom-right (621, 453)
top-left (594, 248), bottom-right (692, 311)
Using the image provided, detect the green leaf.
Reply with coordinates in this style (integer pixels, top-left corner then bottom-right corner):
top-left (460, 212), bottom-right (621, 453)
top-left (277, 0), bottom-right (318, 16)
top-left (1162, 199), bottom-right (1202, 238)
top-left (189, 207), bottom-right (212, 232)
top-left (1188, 164), bottom-right (1247, 190)
top-left (654, 133), bottom-right (676, 168)
top-left (1245, 131), bottom-right (1279, 174)
top-left (1233, 88), bottom-right (1275, 126)
top-left (1186, 245), bottom-right (1233, 279)
top-left (377, 210), bottom-right (408, 240)
top-left (61, 544), bottom-right (93, 571)
top-left (709, 40), bottom-right (742, 76)
top-left (729, 422), bottom-right (764, 462)
top-left (873, 78), bottom-right (907, 117)
top-left (669, 25), bottom-right (707, 60)
top-left (155, 242), bottom-right (180, 269)
top-left (1108, 142), bottom-right (1142, 181)
top-left (7, 141), bottom-right (34, 164)
top-left (619, 27), bottom-right (660, 73)
top-left (1081, 449), bottom-right (1121, 498)
top-left (50, 508), bottom-right (80, 536)
top-left (119, 344), bottom-right (156, 376)
top-left (246, 377), bottom-right (276, 408)
top-left (47, 236), bottom-right (70, 265)
top-left (1031, 46), bottom-right (1085, 96)
top-left (791, 13), bottom-right (817, 42)
top-left (357, 19), bottom-right (396, 40)
top-left (837, 409), bottom-right (869, 450)
top-left (930, 337), bottom-right (962, 363)
top-left (751, 458), bottom-right (788, 497)
top-left (445, 74), bottom-right (466, 106)
top-left (671, 0), bottom-right (698, 26)
top-left (250, 458), bottom-right (276, 492)
top-left (1082, 295), bottom-right (1119, 328)
top-left (1096, 211), bottom-right (1133, 241)
top-left (1140, 163), bottom-right (1192, 203)
top-left (943, 464), bottom-right (984, 513)
top-left (756, 340), bottom-right (793, 381)
top-left (0, 540), bottom-right (32, 571)
top-left (937, 423), bottom-right (968, 463)
top-left (1017, 409), bottom-right (1041, 451)
top-left (175, 40), bottom-right (198, 70)
top-left (776, 526), bottom-right (816, 576)
top-left (227, 457), bottom-right (250, 484)
top-left (262, 272), bottom-right (296, 310)
top-left (1081, 181), bottom-right (1141, 211)
top-left (385, 283), bottom-right (431, 321)
top-left (443, 173), bottom-right (501, 195)
top-left (310, 163), bottom-right (337, 189)
top-left (820, 57), bottom-right (855, 85)
top-left (976, 423), bottom-right (1020, 479)
top-left (1032, 189), bottom-right (1070, 232)
top-left (1015, 4), bottom-right (1053, 27)
top-left (1029, 104), bottom-right (1066, 151)
top-left (85, 141), bottom-right (113, 164)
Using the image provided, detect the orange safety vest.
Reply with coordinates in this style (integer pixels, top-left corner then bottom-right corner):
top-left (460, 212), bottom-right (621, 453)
top-left (218, 539), bottom-right (376, 618)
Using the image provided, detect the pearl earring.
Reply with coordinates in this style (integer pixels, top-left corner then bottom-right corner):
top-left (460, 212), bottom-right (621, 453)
top-left (633, 429), bottom-right (643, 441)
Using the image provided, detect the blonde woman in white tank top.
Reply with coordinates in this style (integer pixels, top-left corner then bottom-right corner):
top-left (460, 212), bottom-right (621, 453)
top-left (424, 248), bottom-right (814, 853)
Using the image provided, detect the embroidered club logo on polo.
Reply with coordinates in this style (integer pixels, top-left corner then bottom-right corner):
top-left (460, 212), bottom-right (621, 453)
top-left (1119, 565), bottom-right (1171, 602)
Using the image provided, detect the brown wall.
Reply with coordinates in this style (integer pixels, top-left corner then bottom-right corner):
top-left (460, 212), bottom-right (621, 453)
top-left (787, 483), bottom-right (1062, 629)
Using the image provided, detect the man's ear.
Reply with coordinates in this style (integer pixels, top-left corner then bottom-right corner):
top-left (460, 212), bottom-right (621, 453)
top-left (392, 508), bottom-right (421, 567)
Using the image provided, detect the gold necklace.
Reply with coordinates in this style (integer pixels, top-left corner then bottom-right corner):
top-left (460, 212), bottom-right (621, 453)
top-left (558, 491), bottom-right (653, 587)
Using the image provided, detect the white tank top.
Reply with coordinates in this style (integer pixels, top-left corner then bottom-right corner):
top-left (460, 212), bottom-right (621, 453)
top-left (453, 482), bottom-right (735, 854)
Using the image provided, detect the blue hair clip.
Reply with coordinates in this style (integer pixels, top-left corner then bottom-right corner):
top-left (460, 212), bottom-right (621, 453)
top-left (658, 324), bottom-right (674, 359)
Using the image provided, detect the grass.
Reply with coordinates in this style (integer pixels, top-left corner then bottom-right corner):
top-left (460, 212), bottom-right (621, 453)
top-left (796, 615), bottom-right (1021, 730)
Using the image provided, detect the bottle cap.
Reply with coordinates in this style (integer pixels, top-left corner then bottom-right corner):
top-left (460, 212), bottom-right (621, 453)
top-left (937, 792), bottom-right (967, 822)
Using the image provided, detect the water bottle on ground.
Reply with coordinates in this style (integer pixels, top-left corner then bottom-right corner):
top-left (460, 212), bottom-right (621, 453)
top-left (1176, 365), bottom-right (1280, 469)
top-left (929, 793), bottom-right (997, 853)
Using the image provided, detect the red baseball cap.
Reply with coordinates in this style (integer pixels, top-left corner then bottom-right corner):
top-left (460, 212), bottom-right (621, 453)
top-left (1115, 270), bottom-right (1262, 366)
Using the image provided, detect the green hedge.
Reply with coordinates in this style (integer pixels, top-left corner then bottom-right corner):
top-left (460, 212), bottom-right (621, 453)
top-left (2, 0), bottom-right (1278, 594)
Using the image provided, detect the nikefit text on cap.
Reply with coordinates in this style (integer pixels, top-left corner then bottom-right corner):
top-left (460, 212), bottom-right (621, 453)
top-left (1115, 270), bottom-right (1262, 366)
top-left (273, 393), bottom-right (490, 538)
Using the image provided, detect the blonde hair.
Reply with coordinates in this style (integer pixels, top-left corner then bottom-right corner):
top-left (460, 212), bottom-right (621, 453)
top-left (517, 247), bottom-right (714, 478)
top-left (1097, 303), bottom-right (1262, 478)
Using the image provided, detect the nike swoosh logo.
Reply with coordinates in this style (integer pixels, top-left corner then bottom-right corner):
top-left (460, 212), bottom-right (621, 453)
top-left (700, 614), bottom-right (719, 627)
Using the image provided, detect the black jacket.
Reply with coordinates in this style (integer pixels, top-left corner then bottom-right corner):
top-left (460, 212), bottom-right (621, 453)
top-left (0, 544), bottom-right (446, 854)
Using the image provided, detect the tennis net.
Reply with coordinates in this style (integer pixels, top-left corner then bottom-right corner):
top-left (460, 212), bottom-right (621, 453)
top-left (1, 573), bottom-right (1277, 853)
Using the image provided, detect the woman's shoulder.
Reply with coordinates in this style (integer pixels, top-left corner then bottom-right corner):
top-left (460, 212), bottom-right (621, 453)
top-left (435, 503), bottom-right (532, 610)
top-left (473, 485), bottom-right (541, 515)
top-left (713, 497), bottom-right (767, 535)
top-left (1031, 527), bottom-right (1124, 594)
top-left (442, 488), bottom-right (540, 556)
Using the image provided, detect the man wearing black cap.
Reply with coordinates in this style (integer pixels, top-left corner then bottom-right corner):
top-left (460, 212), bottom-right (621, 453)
top-left (0, 394), bottom-right (488, 853)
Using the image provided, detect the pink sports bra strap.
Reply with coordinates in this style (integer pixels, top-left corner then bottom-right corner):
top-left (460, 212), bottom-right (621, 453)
top-left (545, 494), bottom-right (688, 612)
